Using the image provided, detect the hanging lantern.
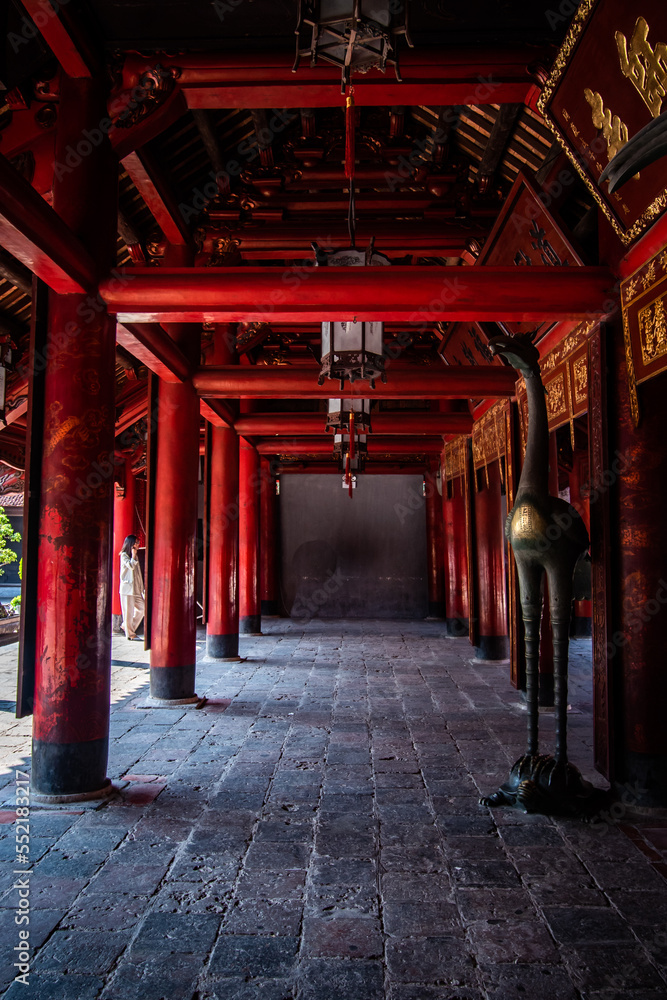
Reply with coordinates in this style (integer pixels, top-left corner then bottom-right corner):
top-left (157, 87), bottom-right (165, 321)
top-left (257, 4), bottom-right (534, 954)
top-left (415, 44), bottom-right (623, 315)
top-left (326, 397), bottom-right (372, 433)
top-left (316, 242), bottom-right (391, 389)
top-left (293, 0), bottom-right (413, 94)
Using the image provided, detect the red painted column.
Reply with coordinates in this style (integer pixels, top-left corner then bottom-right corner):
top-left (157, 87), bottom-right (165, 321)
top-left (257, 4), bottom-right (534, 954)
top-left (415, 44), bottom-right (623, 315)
top-left (32, 75), bottom-right (117, 799)
top-left (443, 478), bottom-right (469, 636)
top-left (425, 470), bottom-right (446, 618)
top-left (260, 457), bottom-right (280, 616)
top-left (473, 460), bottom-right (508, 659)
top-left (569, 444), bottom-right (592, 635)
top-left (239, 435), bottom-right (261, 634)
top-left (609, 329), bottom-right (667, 807)
top-left (149, 324), bottom-right (200, 700)
top-left (112, 458), bottom-right (137, 632)
top-left (206, 324), bottom-right (240, 658)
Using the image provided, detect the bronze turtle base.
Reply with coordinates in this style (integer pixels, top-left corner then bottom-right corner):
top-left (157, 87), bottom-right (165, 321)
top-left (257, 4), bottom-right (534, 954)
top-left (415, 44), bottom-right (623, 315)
top-left (480, 753), bottom-right (598, 817)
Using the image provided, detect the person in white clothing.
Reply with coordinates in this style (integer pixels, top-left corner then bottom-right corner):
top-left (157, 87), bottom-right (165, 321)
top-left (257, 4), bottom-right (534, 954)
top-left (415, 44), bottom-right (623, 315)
top-left (119, 534), bottom-right (145, 640)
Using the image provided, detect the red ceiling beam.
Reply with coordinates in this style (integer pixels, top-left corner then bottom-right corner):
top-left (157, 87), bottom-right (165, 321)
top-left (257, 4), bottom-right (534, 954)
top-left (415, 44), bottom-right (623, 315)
top-left (19, 0), bottom-right (94, 78)
top-left (234, 412), bottom-right (473, 436)
top-left (193, 366), bottom-right (516, 399)
top-left (125, 48), bottom-right (543, 109)
top-left (0, 153), bottom-right (97, 292)
top-left (277, 463), bottom-right (428, 474)
top-left (100, 266), bottom-right (614, 324)
top-left (256, 437), bottom-right (444, 455)
top-left (200, 398), bottom-right (235, 428)
top-left (116, 322), bottom-right (193, 383)
top-left (222, 221), bottom-right (485, 255)
top-left (120, 151), bottom-right (191, 246)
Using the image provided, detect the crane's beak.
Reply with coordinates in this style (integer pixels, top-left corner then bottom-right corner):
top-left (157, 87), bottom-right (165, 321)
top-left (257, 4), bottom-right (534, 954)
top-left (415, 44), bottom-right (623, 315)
top-left (599, 110), bottom-right (667, 192)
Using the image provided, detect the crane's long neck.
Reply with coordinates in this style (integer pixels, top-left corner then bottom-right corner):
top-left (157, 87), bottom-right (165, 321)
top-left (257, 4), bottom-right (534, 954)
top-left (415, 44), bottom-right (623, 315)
top-left (517, 372), bottom-right (549, 499)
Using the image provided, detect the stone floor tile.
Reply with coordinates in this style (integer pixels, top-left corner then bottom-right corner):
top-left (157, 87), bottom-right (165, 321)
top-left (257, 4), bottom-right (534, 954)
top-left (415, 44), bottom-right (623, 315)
top-left (223, 898), bottom-right (303, 935)
top-left (208, 934), bottom-right (300, 979)
top-left (199, 979), bottom-right (295, 1000)
top-left (102, 955), bottom-right (201, 1000)
top-left (3, 974), bottom-right (105, 999)
top-left (385, 935), bottom-right (477, 985)
top-left (31, 928), bottom-right (131, 975)
top-left (480, 963), bottom-right (580, 999)
top-left (565, 944), bottom-right (667, 991)
top-left (542, 904), bottom-right (635, 944)
top-left (302, 914), bottom-right (384, 958)
top-left (469, 918), bottom-right (560, 964)
top-left (383, 900), bottom-right (463, 937)
top-left (297, 958), bottom-right (385, 1000)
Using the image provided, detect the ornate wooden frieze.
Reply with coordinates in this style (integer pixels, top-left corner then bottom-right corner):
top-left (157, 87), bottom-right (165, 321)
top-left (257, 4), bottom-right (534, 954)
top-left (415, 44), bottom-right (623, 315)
top-left (475, 171), bottom-right (585, 342)
top-left (538, 0), bottom-right (667, 245)
top-left (442, 435), bottom-right (468, 489)
top-left (516, 320), bottom-right (598, 450)
top-left (620, 245), bottom-right (667, 426)
top-left (472, 400), bottom-right (510, 490)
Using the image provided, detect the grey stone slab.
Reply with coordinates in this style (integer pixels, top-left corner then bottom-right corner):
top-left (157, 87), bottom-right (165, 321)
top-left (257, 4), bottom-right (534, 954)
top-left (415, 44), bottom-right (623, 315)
top-left (566, 944), bottom-right (667, 991)
top-left (543, 904), bottom-right (635, 944)
top-left (386, 935), bottom-right (477, 985)
top-left (223, 898), bottom-right (303, 935)
top-left (31, 929), bottom-right (131, 974)
top-left (209, 934), bottom-right (300, 978)
top-left (199, 979), bottom-right (295, 1000)
top-left (102, 955), bottom-right (202, 1000)
top-left (4, 974), bottom-right (105, 999)
top-left (297, 958), bottom-right (385, 1000)
top-left (129, 911), bottom-right (221, 958)
top-left (383, 900), bottom-right (463, 937)
top-left (480, 963), bottom-right (580, 999)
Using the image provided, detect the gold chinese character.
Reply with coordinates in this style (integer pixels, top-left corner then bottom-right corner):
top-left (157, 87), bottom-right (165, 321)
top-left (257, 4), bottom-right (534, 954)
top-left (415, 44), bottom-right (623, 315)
top-left (584, 88), bottom-right (629, 161)
top-left (616, 16), bottom-right (667, 118)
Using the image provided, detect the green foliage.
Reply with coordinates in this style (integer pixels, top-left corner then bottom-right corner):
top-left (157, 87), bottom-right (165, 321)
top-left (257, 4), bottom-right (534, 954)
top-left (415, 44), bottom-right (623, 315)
top-left (0, 508), bottom-right (21, 578)
top-left (10, 594), bottom-right (20, 609)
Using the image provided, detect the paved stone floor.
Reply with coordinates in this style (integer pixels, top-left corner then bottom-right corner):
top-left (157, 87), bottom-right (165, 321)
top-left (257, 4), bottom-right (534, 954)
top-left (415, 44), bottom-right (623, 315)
top-left (1, 620), bottom-right (666, 1000)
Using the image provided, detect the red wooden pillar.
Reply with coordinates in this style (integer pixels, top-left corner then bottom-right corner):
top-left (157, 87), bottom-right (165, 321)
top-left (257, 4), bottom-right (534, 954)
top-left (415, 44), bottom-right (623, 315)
top-left (31, 75), bottom-right (117, 799)
top-left (239, 435), bottom-right (261, 634)
top-left (443, 478), bottom-right (469, 636)
top-left (569, 442), bottom-right (592, 636)
top-left (473, 460), bottom-right (509, 659)
top-left (260, 457), bottom-right (279, 616)
top-left (609, 333), bottom-right (667, 807)
top-left (206, 324), bottom-right (240, 658)
top-left (425, 469), bottom-right (446, 618)
top-left (149, 325), bottom-right (200, 701)
top-left (112, 458), bottom-right (136, 633)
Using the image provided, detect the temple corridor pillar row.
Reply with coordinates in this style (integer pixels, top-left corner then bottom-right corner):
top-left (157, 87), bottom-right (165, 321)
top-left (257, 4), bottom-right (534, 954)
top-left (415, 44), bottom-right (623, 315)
top-left (239, 435), bottom-right (262, 635)
top-left (149, 325), bottom-right (200, 701)
top-left (473, 460), bottom-right (509, 660)
top-left (260, 457), bottom-right (280, 617)
top-left (112, 457), bottom-right (137, 634)
top-left (205, 324), bottom-right (240, 659)
top-left (425, 470), bottom-right (446, 619)
top-left (31, 75), bottom-right (118, 799)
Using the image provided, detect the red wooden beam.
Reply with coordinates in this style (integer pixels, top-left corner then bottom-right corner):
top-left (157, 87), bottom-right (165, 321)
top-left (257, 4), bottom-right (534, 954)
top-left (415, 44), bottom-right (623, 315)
top-left (19, 0), bottom-right (93, 78)
top-left (256, 437), bottom-right (444, 454)
top-left (234, 412), bottom-right (473, 436)
top-left (217, 221), bottom-right (486, 256)
top-left (193, 366), bottom-right (516, 399)
top-left (116, 322), bottom-right (193, 383)
top-left (200, 398), bottom-right (235, 429)
top-left (277, 463), bottom-right (428, 474)
top-left (122, 48), bottom-right (543, 109)
top-left (121, 151), bottom-right (191, 246)
top-left (100, 266), bottom-right (614, 324)
top-left (0, 153), bottom-right (97, 292)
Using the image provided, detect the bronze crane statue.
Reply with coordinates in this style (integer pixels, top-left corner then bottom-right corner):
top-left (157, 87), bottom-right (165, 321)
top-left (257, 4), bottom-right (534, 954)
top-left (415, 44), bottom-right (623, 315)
top-left (480, 331), bottom-right (595, 814)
